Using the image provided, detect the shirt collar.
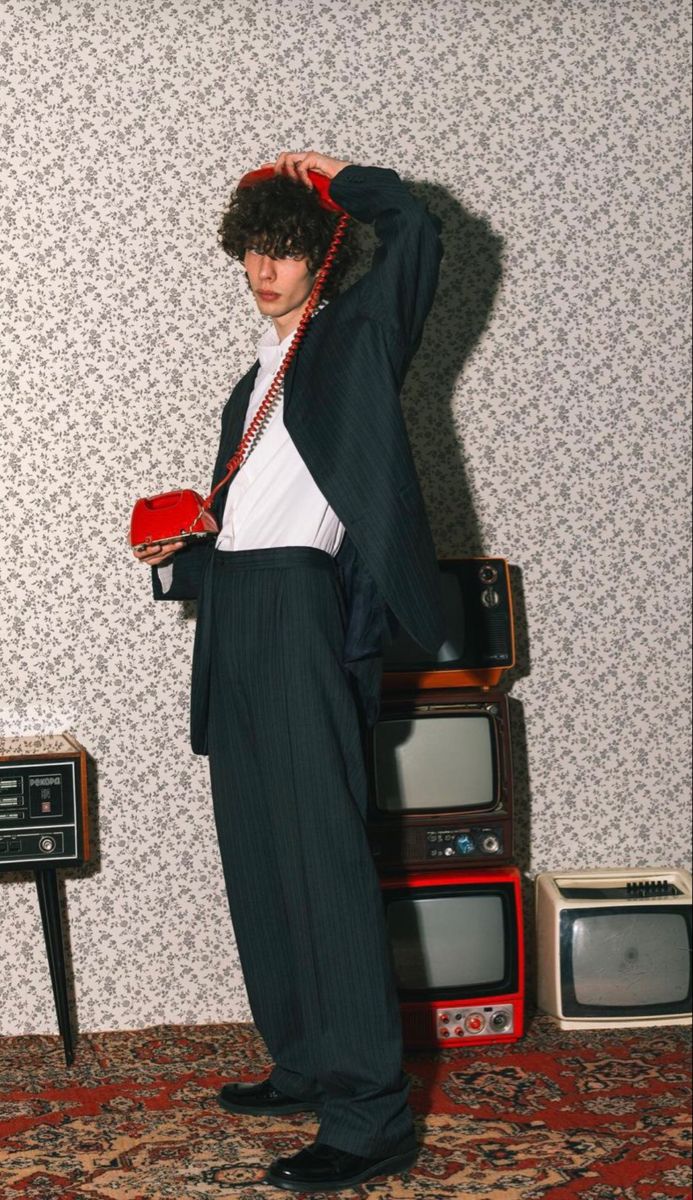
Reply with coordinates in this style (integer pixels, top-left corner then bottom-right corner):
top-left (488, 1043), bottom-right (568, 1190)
top-left (256, 300), bottom-right (329, 364)
top-left (257, 324), bottom-right (293, 365)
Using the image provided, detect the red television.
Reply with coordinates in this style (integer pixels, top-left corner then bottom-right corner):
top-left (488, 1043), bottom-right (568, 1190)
top-left (381, 865), bottom-right (525, 1048)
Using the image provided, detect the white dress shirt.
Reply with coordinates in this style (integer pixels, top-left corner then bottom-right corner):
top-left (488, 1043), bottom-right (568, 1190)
top-left (158, 321), bottom-right (344, 592)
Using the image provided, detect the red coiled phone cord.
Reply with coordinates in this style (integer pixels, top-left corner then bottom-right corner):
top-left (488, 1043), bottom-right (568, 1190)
top-left (201, 211), bottom-right (351, 516)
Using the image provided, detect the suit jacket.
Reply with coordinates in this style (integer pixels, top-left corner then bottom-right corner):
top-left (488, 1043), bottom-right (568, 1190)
top-left (152, 165), bottom-right (446, 747)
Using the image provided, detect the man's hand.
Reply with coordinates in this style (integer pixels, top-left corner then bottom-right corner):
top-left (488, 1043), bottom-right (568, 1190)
top-left (132, 541), bottom-right (185, 567)
top-left (273, 151), bottom-right (351, 188)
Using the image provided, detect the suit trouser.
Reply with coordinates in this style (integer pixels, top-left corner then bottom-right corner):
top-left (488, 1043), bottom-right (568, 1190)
top-left (205, 546), bottom-right (415, 1157)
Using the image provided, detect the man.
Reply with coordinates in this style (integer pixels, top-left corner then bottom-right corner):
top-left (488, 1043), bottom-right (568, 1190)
top-left (134, 150), bottom-right (445, 1192)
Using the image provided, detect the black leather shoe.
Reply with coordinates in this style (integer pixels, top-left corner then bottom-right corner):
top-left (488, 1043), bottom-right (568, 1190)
top-left (217, 1077), bottom-right (321, 1116)
top-left (265, 1139), bottom-right (418, 1192)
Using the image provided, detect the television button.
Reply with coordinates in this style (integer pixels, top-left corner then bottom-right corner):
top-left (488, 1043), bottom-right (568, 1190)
top-left (440, 1014), bottom-right (450, 1024)
top-left (481, 587), bottom-right (500, 609)
top-left (444, 846), bottom-right (454, 857)
top-left (463, 1012), bottom-right (486, 1034)
top-left (454, 1027), bottom-right (463, 1036)
top-left (440, 1029), bottom-right (450, 1038)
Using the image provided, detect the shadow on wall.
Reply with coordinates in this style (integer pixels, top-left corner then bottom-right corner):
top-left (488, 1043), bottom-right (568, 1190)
top-left (402, 185), bottom-right (536, 889)
top-left (403, 179), bottom-right (504, 556)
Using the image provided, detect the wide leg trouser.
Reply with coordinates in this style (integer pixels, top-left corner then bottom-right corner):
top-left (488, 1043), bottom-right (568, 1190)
top-left (205, 546), bottom-right (415, 1157)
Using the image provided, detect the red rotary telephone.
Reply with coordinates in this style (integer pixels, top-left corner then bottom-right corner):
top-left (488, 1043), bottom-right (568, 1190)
top-left (129, 167), bottom-right (349, 551)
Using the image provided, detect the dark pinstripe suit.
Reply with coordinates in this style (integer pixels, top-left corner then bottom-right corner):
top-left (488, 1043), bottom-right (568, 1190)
top-left (151, 166), bottom-right (444, 1156)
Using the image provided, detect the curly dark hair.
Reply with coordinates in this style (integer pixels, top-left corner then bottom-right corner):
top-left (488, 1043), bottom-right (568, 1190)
top-left (218, 174), bottom-right (356, 299)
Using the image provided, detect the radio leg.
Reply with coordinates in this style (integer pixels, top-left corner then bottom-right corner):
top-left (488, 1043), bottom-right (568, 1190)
top-left (34, 868), bottom-right (74, 1066)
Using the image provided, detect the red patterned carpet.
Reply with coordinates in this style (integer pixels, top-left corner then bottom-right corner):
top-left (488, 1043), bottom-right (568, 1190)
top-left (0, 1014), bottom-right (690, 1200)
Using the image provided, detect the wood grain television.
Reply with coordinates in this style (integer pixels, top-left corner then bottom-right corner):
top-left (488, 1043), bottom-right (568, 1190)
top-left (367, 689), bottom-right (513, 870)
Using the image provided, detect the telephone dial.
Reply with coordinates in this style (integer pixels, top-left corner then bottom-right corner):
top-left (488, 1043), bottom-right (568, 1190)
top-left (129, 166), bottom-right (349, 551)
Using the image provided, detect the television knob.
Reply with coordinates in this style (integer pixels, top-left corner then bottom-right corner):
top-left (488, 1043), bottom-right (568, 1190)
top-left (456, 834), bottom-right (475, 855)
top-left (481, 587), bottom-right (500, 609)
top-left (463, 1012), bottom-right (486, 1034)
top-left (39, 836), bottom-right (56, 854)
top-left (490, 1010), bottom-right (510, 1031)
top-left (480, 832), bottom-right (501, 855)
top-left (440, 1028), bottom-right (450, 1038)
top-left (479, 564), bottom-right (498, 584)
top-left (453, 1027), bottom-right (463, 1037)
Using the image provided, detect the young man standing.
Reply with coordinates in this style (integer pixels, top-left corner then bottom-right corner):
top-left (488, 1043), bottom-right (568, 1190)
top-left (134, 150), bottom-right (445, 1192)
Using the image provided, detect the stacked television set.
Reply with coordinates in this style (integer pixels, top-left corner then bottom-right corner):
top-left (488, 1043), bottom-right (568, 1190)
top-left (370, 557), bottom-right (525, 1049)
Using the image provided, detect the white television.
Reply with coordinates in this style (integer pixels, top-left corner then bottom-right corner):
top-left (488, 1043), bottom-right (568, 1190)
top-left (536, 867), bottom-right (692, 1030)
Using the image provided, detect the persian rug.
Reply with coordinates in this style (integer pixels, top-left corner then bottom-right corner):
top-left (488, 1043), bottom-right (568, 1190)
top-left (0, 1013), bottom-right (690, 1199)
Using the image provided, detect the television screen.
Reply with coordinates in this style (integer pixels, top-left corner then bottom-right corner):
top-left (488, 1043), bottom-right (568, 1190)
top-left (372, 713), bottom-right (495, 813)
top-left (383, 882), bottom-right (518, 999)
top-left (562, 907), bottom-right (692, 1014)
top-left (383, 558), bottom-right (513, 673)
top-left (387, 893), bottom-right (505, 990)
top-left (386, 570), bottom-right (468, 667)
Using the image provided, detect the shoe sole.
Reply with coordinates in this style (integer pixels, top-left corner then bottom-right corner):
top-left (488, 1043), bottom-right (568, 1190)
top-left (217, 1093), bottom-right (321, 1117)
top-left (264, 1147), bottom-right (418, 1192)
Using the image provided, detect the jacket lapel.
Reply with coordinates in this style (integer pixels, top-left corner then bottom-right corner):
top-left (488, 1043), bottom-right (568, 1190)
top-left (282, 302), bottom-right (330, 424)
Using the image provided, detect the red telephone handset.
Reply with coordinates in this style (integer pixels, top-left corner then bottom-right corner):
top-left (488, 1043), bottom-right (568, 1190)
top-left (130, 164), bottom-right (349, 551)
top-left (236, 165), bottom-right (345, 213)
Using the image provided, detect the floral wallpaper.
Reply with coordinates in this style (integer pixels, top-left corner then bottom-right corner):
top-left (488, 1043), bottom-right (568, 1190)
top-left (0, 0), bottom-right (690, 1034)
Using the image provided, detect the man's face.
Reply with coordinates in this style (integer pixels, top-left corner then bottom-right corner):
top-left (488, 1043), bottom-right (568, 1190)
top-left (243, 246), bottom-right (316, 331)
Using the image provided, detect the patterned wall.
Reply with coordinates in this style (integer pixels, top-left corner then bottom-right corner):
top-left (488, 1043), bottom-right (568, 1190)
top-left (1, 0), bottom-right (690, 1035)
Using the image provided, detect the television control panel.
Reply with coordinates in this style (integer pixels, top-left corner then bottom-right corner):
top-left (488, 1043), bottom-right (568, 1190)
top-left (437, 1002), bottom-right (515, 1041)
top-left (0, 735), bottom-right (89, 869)
top-left (401, 998), bottom-right (523, 1048)
top-left (369, 819), bottom-right (513, 870)
top-left (425, 826), bottom-right (505, 860)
